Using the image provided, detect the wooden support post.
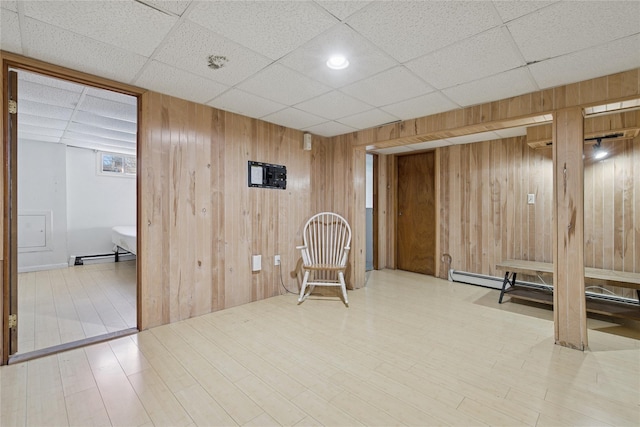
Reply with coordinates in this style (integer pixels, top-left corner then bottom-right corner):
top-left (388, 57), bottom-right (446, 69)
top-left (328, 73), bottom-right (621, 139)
top-left (552, 108), bottom-right (587, 350)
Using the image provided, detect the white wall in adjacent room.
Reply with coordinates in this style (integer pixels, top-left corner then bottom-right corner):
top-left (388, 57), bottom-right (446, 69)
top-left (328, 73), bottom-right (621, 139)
top-left (17, 140), bottom-right (69, 271)
top-left (66, 146), bottom-right (136, 257)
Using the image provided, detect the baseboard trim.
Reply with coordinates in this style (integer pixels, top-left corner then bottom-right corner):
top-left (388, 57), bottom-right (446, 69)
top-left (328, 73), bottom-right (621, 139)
top-left (17, 263), bottom-right (69, 273)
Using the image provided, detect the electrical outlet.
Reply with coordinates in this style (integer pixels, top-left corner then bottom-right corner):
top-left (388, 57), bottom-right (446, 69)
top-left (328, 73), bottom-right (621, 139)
top-left (274, 255), bottom-right (281, 266)
top-left (252, 255), bottom-right (261, 271)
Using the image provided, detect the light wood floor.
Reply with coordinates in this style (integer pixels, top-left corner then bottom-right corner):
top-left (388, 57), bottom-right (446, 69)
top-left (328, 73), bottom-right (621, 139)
top-left (16, 261), bottom-right (137, 354)
top-left (2, 269), bottom-right (639, 426)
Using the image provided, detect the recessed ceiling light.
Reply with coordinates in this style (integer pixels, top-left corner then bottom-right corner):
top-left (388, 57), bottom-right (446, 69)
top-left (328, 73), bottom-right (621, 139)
top-left (326, 55), bottom-right (349, 70)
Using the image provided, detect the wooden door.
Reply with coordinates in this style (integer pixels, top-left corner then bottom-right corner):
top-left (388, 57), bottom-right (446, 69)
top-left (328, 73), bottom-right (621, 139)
top-left (4, 70), bottom-right (18, 359)
top-left (397, 152), bottom-right (436, 275)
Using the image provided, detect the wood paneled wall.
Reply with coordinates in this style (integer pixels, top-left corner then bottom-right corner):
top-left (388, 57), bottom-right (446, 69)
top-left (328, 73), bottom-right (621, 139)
top-left (435, 135), bottom-right (640, 299)
top-left (310, 135), bottom-right (366, 290)
top-left (584, 135), bottom-right (640, 298)
top-left (376, 154), bottom-right (393, 270)
top-left (139, 91), bottom-right (313, 329)
top-left (1, 52), bottom-right (639, 361)
top-left (438, 137), bottom-right (554, 279)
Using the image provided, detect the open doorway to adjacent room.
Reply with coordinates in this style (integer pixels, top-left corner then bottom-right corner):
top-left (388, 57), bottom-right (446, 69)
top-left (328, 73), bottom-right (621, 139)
top-left (365, 153), bottom-right (377, 272)
top-left (8, 69), bottom-right (138, 361)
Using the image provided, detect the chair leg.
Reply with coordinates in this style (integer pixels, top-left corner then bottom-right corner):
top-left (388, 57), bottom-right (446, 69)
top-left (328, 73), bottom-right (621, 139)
top-left (338, 272), bottom-right (348, 306)
top-left (298, 271), bottom-right (310, 303)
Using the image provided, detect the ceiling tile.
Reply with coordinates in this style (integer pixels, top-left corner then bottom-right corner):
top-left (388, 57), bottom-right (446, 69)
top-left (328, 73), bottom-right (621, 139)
top-left (295, 90), bottom-right (372, 120)
top-left (304, 120), bottom-right (357, 137)
top-left (508, 1), bottom-right (640, 62)
top-left (341, 66), bottom-right (433, 107)
top-left (18, 114), bottom-right (69, 131)
top-left (1, 8), bottom-right (22, 54)
top-left (492, 0), bottom-right (558, 23)
top-left (85, 87), bottom-right (137, 105)
top-left (187, 1), bottom-right (338, 60)
top-left (22, 0), bottom-right (177, 56)
top-left (18, 99), bottom-right (73, 121)
top-left (0, 1), bottom-right (18, 12)
top-left (406, 27), bottom-right (525, 90)
top-left (238, 64), bottom-right (331, 105)
top-left (139, 0), bottom-right (192, 16)
top-left (19, 124), bottom-right (64, 139)
top-left (64, 123), bottom-right (136, 146)
top-left (442, 68), bottom-right (538, 107)
top-left (23, 17), bottom-right (147, 83)
top-left (135, 60), bottom-right (229, 104)
top-left (154, 21), bottom-right (272, 86)
top-left (279, 24), bottom-right (398, 89)
top-left (10, 0), bottom-right (640, 143)
top-left (66, 142), bottom-right (135, 155)
top-left (20, 71), bottom-right (85, 93)
top-left (18, 80), bottom-right (83, 109)
top-left (79, 95), bottom-right (138, 122)
top-left (261, 108), bottom-right (327, 130)
top-left (529, 34), bottom-right (640, 90)
top-left (207, 89), bottom-right (286, 119)
top-left (19, 133), bottom-right (62, 144)
top-left (381, 91), bottom-right (459, 120)
top-left (316, 1), bottom-right (371, 20)
top-left (347, 1), bottom-right (502, 62)
top-left (67, 120), bottom-right (137, 143)
top-left (62, 131), bottom-right (134, 147)
top-left (338, 108), bottom-right (399, 130)
top-left (73, 111), bottom-right (137, 133)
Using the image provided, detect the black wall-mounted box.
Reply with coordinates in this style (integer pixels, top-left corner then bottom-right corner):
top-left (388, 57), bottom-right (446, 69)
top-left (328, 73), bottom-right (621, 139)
top-left (248, 161), bottom-right (286, 190)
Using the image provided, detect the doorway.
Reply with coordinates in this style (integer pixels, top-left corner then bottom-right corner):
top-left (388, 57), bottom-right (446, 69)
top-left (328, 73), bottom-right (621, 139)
top-left (5, 67), bottom-right (138, 361)
top-left (397, 151), bottom-right (436, 275)
top-left (365, 153), bottom-right (378, 271)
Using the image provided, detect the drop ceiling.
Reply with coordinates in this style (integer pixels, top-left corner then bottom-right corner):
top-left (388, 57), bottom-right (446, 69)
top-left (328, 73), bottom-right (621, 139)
top-left (16, 70), bottom-right (137, 154)
top-left (1, 0), bottom-right (639, 155)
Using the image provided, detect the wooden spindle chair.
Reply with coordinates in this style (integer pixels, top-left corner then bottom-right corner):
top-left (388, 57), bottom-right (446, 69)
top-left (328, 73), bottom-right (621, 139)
top-left (296, 212), bottom-right (351, 306)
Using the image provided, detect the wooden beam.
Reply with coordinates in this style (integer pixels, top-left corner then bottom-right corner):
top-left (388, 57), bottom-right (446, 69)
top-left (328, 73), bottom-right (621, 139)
top-left (527, 110), bottom-right (640, 149)
top-left (353, 68), bottom-right (639, 150)
top-left (552, 108), bottom-right (587, 350)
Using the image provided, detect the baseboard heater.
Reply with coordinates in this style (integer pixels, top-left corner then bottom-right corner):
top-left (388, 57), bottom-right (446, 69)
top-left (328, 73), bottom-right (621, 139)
top-left (448, 269), bottom-right (638, 306)
top-left (70, 251), bottom-right (134, 266)
top-left (70, 253), bottom-right (114, 266)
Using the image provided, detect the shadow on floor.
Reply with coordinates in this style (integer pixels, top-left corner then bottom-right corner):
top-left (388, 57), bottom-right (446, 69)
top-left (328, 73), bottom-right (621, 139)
top-left (473, 288), bottom-right (640, 340)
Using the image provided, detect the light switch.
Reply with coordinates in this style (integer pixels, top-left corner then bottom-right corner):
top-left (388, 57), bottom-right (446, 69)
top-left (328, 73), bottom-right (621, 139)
top-left (527, 194), bottom-right (535, 205)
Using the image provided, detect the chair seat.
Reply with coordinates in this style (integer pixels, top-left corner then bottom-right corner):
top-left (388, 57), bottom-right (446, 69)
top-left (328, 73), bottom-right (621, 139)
top-left (303, 264), bottom-right (345, 271)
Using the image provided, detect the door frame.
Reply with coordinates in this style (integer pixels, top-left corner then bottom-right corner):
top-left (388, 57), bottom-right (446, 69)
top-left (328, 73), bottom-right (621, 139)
top-left (4, 70), bottom-right (17, 357)
top-left (1, 52), bottom-right (144, 364)
top-left (372, 154), bottom-right (378, 270)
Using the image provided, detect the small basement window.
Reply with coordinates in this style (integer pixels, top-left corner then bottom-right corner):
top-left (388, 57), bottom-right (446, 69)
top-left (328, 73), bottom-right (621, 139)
top-left (98, 151), bottom-right (136, 177)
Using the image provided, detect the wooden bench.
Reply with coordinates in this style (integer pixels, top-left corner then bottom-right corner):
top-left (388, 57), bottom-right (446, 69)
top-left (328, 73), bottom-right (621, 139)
top-left (496, 260), bottom-right (640, 320)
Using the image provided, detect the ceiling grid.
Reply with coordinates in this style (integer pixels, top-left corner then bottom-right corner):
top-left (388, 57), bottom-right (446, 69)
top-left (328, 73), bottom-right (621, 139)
top-left (0, 0), bottom-right (638, 153)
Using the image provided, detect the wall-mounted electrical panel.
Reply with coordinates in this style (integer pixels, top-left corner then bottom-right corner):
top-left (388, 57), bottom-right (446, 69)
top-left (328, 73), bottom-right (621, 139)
top-left (248, 161), bottom-right (286, 190)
